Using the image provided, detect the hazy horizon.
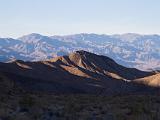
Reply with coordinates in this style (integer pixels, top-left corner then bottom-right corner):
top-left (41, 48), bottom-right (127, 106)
top-left (1, 32), bottom-right (160, 39)
top-left (0, 0), bottom-right (160, 38)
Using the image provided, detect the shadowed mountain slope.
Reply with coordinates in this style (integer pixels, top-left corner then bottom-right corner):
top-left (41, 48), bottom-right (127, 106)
top-left (0, 51), bottom-right (158, 94)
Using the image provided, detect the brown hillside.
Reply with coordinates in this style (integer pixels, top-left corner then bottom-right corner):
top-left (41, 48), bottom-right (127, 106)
top-left (0, 50), bottom-right (157, 94)
top-left (135, 73), bottom-right (160, 87)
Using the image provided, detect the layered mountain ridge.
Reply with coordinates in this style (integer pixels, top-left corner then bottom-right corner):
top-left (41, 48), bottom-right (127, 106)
top-left (0, 33), bottom-right (160, 70)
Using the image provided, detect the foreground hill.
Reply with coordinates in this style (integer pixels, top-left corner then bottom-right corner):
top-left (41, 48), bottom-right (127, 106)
top-left (0, 51), bottom-right (158, 94)
top-left (0, 51), bottom-right (160, 119)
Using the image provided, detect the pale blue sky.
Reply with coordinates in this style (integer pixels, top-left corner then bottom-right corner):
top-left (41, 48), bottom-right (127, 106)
top-left (0, 0), bottom-right (160, 38)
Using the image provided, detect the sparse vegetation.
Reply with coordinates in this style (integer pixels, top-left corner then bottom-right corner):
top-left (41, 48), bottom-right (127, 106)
top-left (19, 94), bottom-right (35, 108)
top-left (0, 93), bottom-right (160, 120)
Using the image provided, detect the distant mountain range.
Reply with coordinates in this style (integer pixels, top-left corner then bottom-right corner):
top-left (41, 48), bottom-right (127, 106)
top-left (0, 33), bottom-right (160, 70)
top-left (0, 50), bottom-right (159, 94)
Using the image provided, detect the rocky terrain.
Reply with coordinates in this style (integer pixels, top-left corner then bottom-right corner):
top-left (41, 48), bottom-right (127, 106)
top-left (0, 50), bottom-right (158, 94)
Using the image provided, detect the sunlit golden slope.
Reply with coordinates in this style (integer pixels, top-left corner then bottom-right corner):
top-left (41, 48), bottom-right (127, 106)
top-left (135, 73), bottom-right (160, 87)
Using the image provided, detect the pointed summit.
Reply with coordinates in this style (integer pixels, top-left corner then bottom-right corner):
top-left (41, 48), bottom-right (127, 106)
top-left (49, 50), bottom-right (151, 80)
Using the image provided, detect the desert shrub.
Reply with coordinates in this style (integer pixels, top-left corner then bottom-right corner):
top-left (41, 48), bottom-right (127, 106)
top-left (19, 95), bottom-right (35, 108)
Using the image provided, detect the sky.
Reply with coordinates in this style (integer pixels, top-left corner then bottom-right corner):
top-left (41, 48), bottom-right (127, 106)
top-left (0, 0), bottom-right (160, 38)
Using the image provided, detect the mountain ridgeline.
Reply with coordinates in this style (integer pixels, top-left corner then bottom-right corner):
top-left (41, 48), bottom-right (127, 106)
top-left (0, 33), bottom-right (160, 71)
top-left (0, 51), bottom-right (159, 95)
